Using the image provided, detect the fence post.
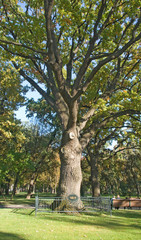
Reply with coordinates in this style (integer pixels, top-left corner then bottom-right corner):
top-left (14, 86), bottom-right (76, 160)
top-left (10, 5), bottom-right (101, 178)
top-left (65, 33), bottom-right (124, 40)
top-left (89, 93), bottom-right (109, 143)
top-left (35, 196), bottom-right (39, 216)
top-left (129, 199), bottom-right (131, 209)
top-left (109, 198), bottom-right (112, 216)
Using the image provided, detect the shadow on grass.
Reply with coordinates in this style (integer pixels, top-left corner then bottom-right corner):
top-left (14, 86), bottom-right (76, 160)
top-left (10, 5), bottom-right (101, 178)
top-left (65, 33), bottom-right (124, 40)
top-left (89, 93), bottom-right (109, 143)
top-left (112, 210), bottom-right (141, 219)
top-left (0, 232), bottom-right (25, 240)
top-left (11, 208), bottom-right (35, 215)
top-left (36, 211), bottom-right (141, 231)
top-left (0, 194), bottom-right (35, 206)
top-left (13, 208), bottom-right (141, 232)
top-left (0, 193), bottom-right (56, 206)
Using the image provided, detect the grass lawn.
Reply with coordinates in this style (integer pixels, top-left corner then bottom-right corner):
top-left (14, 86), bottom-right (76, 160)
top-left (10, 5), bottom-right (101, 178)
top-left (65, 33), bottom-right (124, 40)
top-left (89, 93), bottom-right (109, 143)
top-left (0, 209), bottom-right (141, 240)
top-left (0, 194), bottom-right (34, 206)
top-left (0, 192), bottom-right (55, 206)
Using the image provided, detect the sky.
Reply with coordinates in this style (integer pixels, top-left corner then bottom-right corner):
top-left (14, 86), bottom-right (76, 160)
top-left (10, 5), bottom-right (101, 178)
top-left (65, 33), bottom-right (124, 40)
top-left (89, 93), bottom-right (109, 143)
top-left (15, 105), bottom-right (28, 122)
top-left (15, 88), bottom-right (41, 122)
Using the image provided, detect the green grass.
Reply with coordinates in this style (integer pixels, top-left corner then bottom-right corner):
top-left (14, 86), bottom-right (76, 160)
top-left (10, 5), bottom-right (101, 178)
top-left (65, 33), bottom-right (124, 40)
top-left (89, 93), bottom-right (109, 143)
top-left (0, 193), bottom-right (141, 239)
top-left (0, 209), bottom-right (141, 240)
top-left (0, 193), bottom-right (35, 206)
top-left (0, 192), bottom-right (56, 206)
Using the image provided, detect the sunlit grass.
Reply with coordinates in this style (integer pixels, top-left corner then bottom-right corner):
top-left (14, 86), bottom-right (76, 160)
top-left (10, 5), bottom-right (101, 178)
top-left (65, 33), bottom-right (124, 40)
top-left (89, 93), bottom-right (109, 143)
top-left (0, 192), bottom-right (56, 206)
top-left (0, 192), bottom-right (35, 206)
top-left (0, 209), bottom-right (141, 240)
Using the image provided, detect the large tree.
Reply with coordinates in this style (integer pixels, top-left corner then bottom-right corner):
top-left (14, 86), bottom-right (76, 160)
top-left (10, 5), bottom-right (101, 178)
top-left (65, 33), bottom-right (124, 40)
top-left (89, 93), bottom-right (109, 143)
top-left (0, 0), bottom-right (141, 206)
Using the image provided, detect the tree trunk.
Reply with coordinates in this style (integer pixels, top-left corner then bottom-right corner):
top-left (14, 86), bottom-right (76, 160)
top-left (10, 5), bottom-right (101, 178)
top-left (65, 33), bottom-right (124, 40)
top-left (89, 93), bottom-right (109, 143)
top-left (57, 129), bottom-right (83, 209)
top-left (26, 174), bottom-right (36, 199)
top-left (5, 177), bottom-right (10, 195)
top-left (91, 160), bottom-right (100, 197)
top-left (88, 148), bottom-right (100, 197)
top-left (12, 172), bottom-right (19, 196)
top-left (42, 184), bottom-right (45, 193)
top-left (132, 173), bottom-right (140, 198)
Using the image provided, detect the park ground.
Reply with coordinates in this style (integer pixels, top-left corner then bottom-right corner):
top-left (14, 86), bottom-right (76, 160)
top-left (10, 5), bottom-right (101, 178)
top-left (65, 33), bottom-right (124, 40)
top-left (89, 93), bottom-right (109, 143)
top-left (0, 193), bottom-right (141, 240)
top-left (0, 208), bottom-right (141, 240)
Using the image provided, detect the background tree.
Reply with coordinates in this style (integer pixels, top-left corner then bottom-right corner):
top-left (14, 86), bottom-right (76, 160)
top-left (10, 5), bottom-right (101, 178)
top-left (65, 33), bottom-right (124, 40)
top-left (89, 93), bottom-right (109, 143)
top-left (85, 113), bottom-right (140, 197)
top-left (120, 148), bottom-right (141, 197)
top-left (20, 122), bottom-right (57, 199)
top-left (23, 99), bottom-right (61, 198)
top-left (0, 0), bottom-right (140, 206)
top-left (0, 53), bottom-right (25, 154)
top-left (89, 133), bottom-right (141, 197)
top-left (0, 53), bottom-right (27, 195)
top-left (36, 151), bottom-right (60, 194)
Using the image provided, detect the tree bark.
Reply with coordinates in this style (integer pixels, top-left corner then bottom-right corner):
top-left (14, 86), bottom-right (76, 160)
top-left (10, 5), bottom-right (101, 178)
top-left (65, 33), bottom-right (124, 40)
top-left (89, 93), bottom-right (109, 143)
top-left (57, 129), bottom-right (83, 209)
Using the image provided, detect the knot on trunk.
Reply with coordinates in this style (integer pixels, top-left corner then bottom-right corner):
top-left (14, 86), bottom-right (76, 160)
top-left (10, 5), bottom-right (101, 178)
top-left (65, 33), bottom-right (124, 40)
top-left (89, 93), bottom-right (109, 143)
top-left (69, 132), bottom-right (75, 139)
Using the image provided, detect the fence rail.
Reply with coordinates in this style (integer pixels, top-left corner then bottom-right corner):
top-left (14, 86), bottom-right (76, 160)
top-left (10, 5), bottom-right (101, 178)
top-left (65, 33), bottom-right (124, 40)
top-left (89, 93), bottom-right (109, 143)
top-left (35, 196), bottom-right (111, 215)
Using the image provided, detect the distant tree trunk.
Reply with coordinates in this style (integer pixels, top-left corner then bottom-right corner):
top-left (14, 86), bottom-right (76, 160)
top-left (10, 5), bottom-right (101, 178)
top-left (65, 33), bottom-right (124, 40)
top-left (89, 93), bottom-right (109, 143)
top-left (12, 172), bottom-right (19, 196)
top-left (132, 173), bottom-right (140, 198)
top-left (54, 185), bottom-right (57, 195)
top-left (5, 177), bottom-right (10, 195)
top-left (26, 174), bottom-right (37, 199)
top-left (53, 182), bottom-right (57, 195)
top-left (87, 147), bottom-right (100, 197)
top-left (80, 182), bottom-right (85, 197)
top-left (0, 183), bottom-right (4, 195)
top-left (50, 187), bottom-right (53, 194)
top-left (42, 184), bottom-right (45, 193)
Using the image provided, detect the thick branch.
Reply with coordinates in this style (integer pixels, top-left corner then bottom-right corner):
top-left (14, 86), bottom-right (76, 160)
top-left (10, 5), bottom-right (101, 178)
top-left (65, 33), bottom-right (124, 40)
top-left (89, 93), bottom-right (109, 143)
top-left (80, 109), bottom-right (141, 149)
top-left (44, 0), bottom-right (72, 105)
top-left (44, 0), bottom-right (61, 65)
top-left (78, 107), bottom-right (96, 132)
top-left (44, 0), bottom-right (55, 63)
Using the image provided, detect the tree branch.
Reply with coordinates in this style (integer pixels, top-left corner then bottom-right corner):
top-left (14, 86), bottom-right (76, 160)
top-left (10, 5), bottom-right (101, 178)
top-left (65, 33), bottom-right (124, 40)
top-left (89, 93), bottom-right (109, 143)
top-left (0, 43), bottom-right (42, 61)
top-left (73, 31), bottom-right (141, 101)
top-left (78, 108), bottom-right (96, 133)
top-left (80, 109), bottom-right (141, 149)
top-left (13, 63), bottom-right (56, 109)
top-left (72, 1), bottom-right (120, 93)
top-left (44, 0), bottom-right (61, 65)
top-left (0, 39), bottom-right (47, 55)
